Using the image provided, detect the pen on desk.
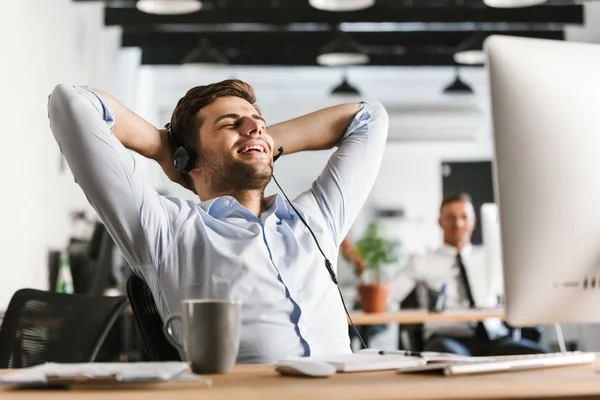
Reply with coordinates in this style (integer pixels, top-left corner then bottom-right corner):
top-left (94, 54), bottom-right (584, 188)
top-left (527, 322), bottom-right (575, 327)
top-left (378, 350), bottom-right (455, 358)
top-left (378, 350), bottom-right (423, 357)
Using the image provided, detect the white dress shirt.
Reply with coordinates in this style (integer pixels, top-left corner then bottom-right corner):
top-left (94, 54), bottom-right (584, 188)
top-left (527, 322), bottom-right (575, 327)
top-left (390, 244), bottom-right (508, 339)
top-left (47, 84), bottom-right (389, 364)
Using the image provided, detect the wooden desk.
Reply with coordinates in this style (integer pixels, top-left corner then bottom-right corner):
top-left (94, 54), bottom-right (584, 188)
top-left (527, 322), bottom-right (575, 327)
top-left (348, 309), bottom-right (505, 326)
top-left (2, 358), bottom-right (600, 399)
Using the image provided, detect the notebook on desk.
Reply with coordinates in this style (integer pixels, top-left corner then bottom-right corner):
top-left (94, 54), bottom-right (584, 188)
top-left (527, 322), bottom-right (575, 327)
top-left (0, 362), bottom-right (211, 389)
top-left (358, 348), bottom-right (486, 363)
top-left (278, 353), bottom-right (426, 373)
top-left (396, 352), bottom-right (596, 376)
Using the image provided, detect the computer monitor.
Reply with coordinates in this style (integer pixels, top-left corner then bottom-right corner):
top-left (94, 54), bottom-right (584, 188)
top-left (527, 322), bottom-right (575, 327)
top-left (480, 203), bottom-right (504, 299)
top-left (486, 35), bottom-right (600, 326)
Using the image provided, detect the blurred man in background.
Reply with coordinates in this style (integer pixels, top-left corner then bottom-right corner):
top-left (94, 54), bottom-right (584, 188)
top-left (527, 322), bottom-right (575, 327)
top-left (390, 193), bottom-right (546, 356)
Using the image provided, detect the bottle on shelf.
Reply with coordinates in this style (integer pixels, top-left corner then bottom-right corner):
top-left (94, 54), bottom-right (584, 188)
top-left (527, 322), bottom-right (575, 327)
top-left (55, 251), bottom-right (74, 294)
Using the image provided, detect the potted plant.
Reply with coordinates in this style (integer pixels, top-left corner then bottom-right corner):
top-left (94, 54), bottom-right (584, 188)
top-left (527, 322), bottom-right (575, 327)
top-left (355, 223), bottom-right (398, 313)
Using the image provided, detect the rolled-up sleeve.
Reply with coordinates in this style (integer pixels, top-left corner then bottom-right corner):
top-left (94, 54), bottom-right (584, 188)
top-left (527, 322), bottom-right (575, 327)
top-left (309, 101), bottom-right (389, 245)
top-left (47, 84), bottom-right (176, 270)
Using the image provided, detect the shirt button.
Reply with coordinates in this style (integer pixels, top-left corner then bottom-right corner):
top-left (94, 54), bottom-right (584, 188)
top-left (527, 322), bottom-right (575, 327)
top-left (224, 200), bottom-right (230, 206)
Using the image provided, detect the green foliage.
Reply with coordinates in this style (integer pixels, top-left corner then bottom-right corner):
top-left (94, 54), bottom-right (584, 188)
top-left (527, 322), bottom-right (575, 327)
top-left (355, 223), bottom-right (398, 283)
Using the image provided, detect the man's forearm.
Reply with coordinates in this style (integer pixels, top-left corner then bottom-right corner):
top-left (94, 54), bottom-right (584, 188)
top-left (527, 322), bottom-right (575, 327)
top-left (267, 103), bottom-right (360, 155)
top-left (93, 89), bottom-right (194, 192)
top-left (93, 89), bottom-right (167, 162)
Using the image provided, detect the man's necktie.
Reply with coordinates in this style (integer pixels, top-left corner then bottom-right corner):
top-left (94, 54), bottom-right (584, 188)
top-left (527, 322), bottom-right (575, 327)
top-left (456, 253), bottom-right (476, 307)
top-left (456, 253), bottom-right (489, 340)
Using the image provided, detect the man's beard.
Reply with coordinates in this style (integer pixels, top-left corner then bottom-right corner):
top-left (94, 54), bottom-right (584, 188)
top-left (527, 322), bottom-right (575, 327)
top-left (200, 150), bottom-right (273, 194)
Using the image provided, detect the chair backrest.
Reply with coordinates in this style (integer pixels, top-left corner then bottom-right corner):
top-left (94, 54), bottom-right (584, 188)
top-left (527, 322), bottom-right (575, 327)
top-left (67, 222), bottom-right (116, 296)
top-left (398, 287), bottom-right (425, 351)
top-left (126, 274), bottom-right (181, 361)
top-left (0, 289), bottom-right (128, 368)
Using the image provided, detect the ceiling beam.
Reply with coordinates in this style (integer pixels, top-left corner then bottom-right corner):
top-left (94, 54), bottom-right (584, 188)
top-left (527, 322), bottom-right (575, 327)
top-left (122, 29), bottom-right (564, 49)
top-left (105, 5), bottom-right (584, 26)
top-left (140, 47), bottom-right (476, 66)
top-left (138, 31), bottom-right (564, 66)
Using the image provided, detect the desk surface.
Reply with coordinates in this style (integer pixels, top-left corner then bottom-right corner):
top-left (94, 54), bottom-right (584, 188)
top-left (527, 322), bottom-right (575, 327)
top-left (348, 309), bottom-right (505, 325)
top-left (2, 357), bottom-right (600, 400)
top-left (1, 309), bottom-right (504, 327)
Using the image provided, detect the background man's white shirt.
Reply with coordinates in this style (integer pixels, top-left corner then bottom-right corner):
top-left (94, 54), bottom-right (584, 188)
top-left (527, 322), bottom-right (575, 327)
top-left (391, 244), bottom-right (507, 339)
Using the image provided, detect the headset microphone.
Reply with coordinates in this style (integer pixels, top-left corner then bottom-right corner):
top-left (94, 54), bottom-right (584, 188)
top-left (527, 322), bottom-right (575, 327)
top-left (273, 146), bottom-right (284, 162)
top-left (271, 146), bottom-right (367, 349)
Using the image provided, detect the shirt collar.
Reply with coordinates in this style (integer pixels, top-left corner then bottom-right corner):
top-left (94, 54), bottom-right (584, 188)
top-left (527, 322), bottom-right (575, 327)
top-left (440, 242), bottom-right (473, 257)
top-left (199, 196), bottom-right (236, 218)
top-left (266, 193), bottom-right (294, 221)
top-left (199, 193), bottom-right (294, 221)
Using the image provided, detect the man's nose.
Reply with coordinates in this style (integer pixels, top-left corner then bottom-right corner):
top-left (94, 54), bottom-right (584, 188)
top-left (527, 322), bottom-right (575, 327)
top-left (243, 118), bottom-right (264, 136)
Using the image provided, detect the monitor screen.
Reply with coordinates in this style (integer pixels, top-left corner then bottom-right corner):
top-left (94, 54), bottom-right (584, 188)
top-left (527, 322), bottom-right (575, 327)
top-left (487, 35), bottom-right (600, 326)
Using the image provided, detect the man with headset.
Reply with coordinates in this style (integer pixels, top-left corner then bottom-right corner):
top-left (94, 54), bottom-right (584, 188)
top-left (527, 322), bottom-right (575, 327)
top-left (47, 81), bottom-right (388, 363)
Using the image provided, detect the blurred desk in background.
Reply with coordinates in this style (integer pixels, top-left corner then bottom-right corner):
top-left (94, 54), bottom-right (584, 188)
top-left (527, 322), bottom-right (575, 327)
top-left (348, 309), bottom-right (505, 325)
top-left (348, 309), bottom-right (505, 350)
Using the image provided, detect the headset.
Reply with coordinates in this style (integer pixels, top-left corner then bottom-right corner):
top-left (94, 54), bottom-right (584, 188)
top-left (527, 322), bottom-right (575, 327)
top-left (166, 123), bottom-right (367, 348)
top-left (167, 123), bottom-right (284, 173)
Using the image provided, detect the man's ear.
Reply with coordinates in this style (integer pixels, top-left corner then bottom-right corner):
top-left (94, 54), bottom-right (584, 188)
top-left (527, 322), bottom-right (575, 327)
top-left (438, 217), bottom-right (443, 228)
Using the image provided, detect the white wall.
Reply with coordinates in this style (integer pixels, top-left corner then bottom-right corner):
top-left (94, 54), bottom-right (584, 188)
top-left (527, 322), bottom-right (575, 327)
top-left (0, 0), bottom-right (128, 308)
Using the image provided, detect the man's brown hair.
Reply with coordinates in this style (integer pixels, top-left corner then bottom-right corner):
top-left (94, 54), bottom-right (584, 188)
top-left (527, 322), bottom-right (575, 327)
top-left (440, 192), bottom-right (473, 213)
top-left (169, 79), bottom-right (257, 151)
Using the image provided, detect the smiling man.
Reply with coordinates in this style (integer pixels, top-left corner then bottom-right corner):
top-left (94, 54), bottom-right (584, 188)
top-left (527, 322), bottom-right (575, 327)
top-left (47, 80), bottom-right (388, 363)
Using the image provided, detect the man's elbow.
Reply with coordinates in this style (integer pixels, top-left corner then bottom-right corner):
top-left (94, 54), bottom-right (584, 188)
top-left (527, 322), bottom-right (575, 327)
top-left (369, 101), bottom-right (389, 129)
top-left (48, 84), bottom-right (79, 124)
top-left (48, 84), bottom-right (75, 110)
top-left (48, 84), bottom-right (103, 120)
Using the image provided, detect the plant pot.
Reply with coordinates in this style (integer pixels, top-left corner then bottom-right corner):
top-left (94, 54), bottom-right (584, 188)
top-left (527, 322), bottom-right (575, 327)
top-left (358, 283), bottom-right (389, 313)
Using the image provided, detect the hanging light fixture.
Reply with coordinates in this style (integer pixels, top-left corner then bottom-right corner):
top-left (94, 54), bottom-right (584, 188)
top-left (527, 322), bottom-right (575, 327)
top-left (454, 32), bottom-right (487, 65)
top-left (484, 0), bottom-right (547, 8)
top-left (136, 0), bottom-right (202, 15)
top-left (443, 67), bottom-right (474, 95)
top-left (182, 38), bottom-right (228, 66)
top-left (309, 0), bottom-right (375, 11)
top-left (317, 36), bottom-right (370, 66)
top-left (331, 71), bottom-right (361, 96)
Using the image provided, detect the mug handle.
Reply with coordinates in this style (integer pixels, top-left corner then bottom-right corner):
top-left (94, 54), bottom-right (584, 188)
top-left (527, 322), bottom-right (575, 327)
top-left (163, 314), bottom-right (186, 361)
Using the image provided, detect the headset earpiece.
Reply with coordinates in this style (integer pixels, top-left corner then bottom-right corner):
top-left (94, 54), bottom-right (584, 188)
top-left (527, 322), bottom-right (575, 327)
top-left (173, 146), bottom-right (196, 173)
top-left (166, 122), bottom-right (197, 173)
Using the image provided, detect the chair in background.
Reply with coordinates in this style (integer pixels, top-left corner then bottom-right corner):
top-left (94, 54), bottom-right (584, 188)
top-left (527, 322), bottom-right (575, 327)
top-left (70, 222), bottom-right (119, 296)
top-left (126, 274), bottom-right (181, 361)
top-left (396, 286), bottom-right (545, 353)
top-left (0, 289), bottom-right (128, 368)
top-left (49, 222), bottom-right (127, 296)
top-left (398, 287), bottom-right (425, 351)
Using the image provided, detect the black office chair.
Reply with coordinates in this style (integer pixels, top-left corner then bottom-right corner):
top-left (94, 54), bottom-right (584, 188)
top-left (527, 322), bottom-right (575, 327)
top-left (397, 287), bottom-right (425, 351)
top-left (70, 222), bottom-right (118, 296)
top-left (397, 286), bottom-right (545, 353)
top-left (126, 274), bottom-right (181, 361)
top-left (0, 289), bottom-right (128, 368)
